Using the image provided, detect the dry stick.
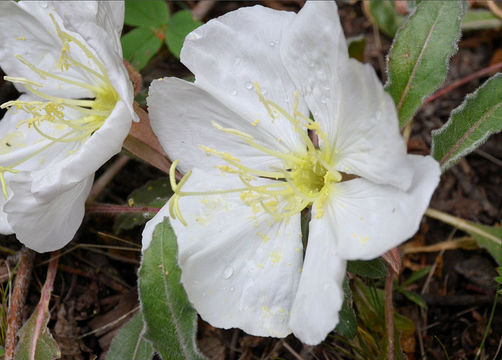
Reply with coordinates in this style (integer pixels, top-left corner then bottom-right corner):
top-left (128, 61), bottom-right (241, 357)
top-left (30, 251), bottom-right (59, 360)
top-left (384, 265), bottom-right (396, 360)
top-left (191, 0), bottom-right (217, 21)
top-left (4, 247), bottom-right (36, 360)
top-left (86, 203), bottom-right (161, 215)
top-left (425, 61), bottom-right (502, 104)
top-left (87, 154), bottom-right (130, 204)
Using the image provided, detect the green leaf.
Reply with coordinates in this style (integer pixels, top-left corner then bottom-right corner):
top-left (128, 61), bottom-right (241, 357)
top-left (114, 177), bottom-right (172, 233)
top-left (347, 258), bottom-right (389, 279)
top-left (431, 74), bottom-right (502, 171)
top-left (138, 218), bottom-right (205, 360)
top-left (369, 0), bottom-right (405, 37)
top-left (121, 27), bottom-right (162, 71)
top-left (401, 266), bottom-right (431, 286)
top-left (399, 289), bottom-right (427, 309)
top-left (165, 10), bottom-right (202, 58)
top-left (335, 278), bottom-right (357, 339)
top-left (386, 0), bottom-right (463, 128)
top-left (125, 0), bottom-right (169, 27)
top-left (14, 308), bottom-right (60, 360)
top-left (106, 312), bottom-right (154, 360)
top-left (470, 222), bottom-right (502, 265)
top-left (462, 9), bottom-right (502, 31)
top-left (347, 35), bottom-right (367, 62)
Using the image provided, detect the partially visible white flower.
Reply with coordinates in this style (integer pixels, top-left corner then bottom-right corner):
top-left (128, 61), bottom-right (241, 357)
top-left (144, 1), bottom-right (440, 345)
top-left (0, 1), bottom-right (135, 252)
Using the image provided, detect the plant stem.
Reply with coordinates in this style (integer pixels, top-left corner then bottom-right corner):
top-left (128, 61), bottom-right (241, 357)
top-left (474, 286), bottom-right (499, 360)
top-left (385, 265), bottom-right (395, 360)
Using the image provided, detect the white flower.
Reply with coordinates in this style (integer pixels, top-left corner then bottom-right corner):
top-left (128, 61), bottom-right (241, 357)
top-left (144, 1), bottom-right (440, 345)
top-left (0, 1), bottom-right (135, 252)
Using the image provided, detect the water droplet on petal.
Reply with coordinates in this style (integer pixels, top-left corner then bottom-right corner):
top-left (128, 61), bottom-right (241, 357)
top-left (321, 98), bottom-right (328, 104)
top-left (323, 283), bottom-right (330, 291)
top-left (245, 81), bottom-right (253, 90)
top-left (40, 1), bottom-right (48, 8)
top-left (223, 266), bottom-right (234, 279)
top-left (262, 87), bottom-right (267, 95)
top-left (269, 41), bottom-right (275, 47)
top-left (229, 287), bottom-right (235, 292)
top-left (231, 89), bottom-right (237, 96)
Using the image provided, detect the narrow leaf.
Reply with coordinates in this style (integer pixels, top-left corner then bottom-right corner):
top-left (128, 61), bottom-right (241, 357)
top-left (165, 10), bottom-right (202, 59)
top-left (401, 266), bottom-right (431, 286)
top-left (121, 27), bottom-right (162, 71)
top-left (431, 74), bottom-right (502, 171)
top-left (462, 9), bottom-right (502, 31)
top-left (125, 0), bottom-right (169, 27)
top-left (138, 218), bottom-right (205, 360)
top-left (470, 223), bottom-right (502, 265)
top-left (106, 312), bottom-right (154, 360)
top-left (386, 0), bottom-right (463, 128)
top-left (369, 0), bottom-right (404, 37)
top-left (347, 258), bottom-right (389, 279)
top-left (399, 289), bottom-right (427, 309)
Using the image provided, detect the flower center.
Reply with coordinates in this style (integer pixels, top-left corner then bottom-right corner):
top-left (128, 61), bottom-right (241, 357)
top-left (0, 13), bottom-right (117, 198)
top-left (168, 84), bottom-right (341, 225)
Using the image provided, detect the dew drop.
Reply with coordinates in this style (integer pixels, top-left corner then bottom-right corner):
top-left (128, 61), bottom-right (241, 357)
top-left (222, 266), bottom-right (234, 279)
top-left (323, 283), bottom-right (330, 291)
top-left (269, 41), bottom-right (276, 47)
top-left (321, 98), bottom-right (328, 104)
top-left (230, 89), bottom-right (237, 96)
top-left (245, 81), bottom-right (253, 90)
top-left (261, 87), bottom-right (267, 95)
top-left (40, 1), bottom-right (48, 8)
top-left (229, 287), bottom-right (235, 292)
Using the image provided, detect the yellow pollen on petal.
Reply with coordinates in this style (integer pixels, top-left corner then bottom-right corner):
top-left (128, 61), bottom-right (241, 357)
top-left (0, 13), bottom-right (118, 198)
top-left (167, 83), bottom-right (342, 227)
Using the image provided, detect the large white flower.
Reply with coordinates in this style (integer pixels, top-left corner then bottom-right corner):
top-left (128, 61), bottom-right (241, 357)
top-left (0, 1), bottom-right (135, 252)
top-left (144, 1), bottom-right (440, 345)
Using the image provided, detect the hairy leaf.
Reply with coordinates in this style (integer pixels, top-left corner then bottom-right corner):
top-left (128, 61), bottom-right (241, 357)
top-left (138, 218), bottom-right (205, 360)
top-left (432, 74), bottom-right (502, 171)
top-left (106, 312), bottom-right (154, 360)
top-left (13, 308), bottom-right (60, 360)
top-left (386, 0), bottom-right (463, 128)
top-left (125, 0), bottom-right (169, 27)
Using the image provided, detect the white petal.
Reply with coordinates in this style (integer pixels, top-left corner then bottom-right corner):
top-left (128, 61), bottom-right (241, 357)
top-left (180, 5), bottom-right (306, 151)
top-left (0, 2), bottom-right (94, 98)
top-left (148, 78), bottom-right (287, 175)
top-left (289, 214), bottom-right (346, 345)
top-left (30, 100), bottom-right (132, 197)
top-left (52, 1), bottom-right (125, 55)
top-left (146, 168), bottom-right (303, 337)
top-left (4, 173), bottom-right (93, 252)
top-left (324, 155), bottom-right (440, 260)
top-left (280, 2), bottom-right (412, 190)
